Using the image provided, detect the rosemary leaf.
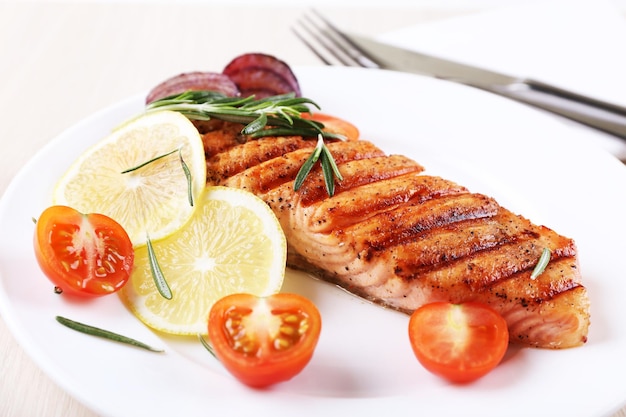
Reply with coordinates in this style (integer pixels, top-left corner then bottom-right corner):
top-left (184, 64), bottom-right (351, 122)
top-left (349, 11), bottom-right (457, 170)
top-left (198, 334), bottom-right (217, 359)
top-left (146, 235), bottom-right (173, 299)
top-left (249, 127), bottom-right (319, 138)
top-left (56, 316), bottom-right (164, 353)
top-left (242, 113), bottom-right (268, 135)
top-left (121, 148), bottom-right (178, 174)
top-left (178, 148), bottom-right (193, 207)
top-left (248, 127), bottom-right (345, 140)
top-left (276, 108), bottom-right (295, 125)
top-left (322, 143), bottom-right (344, 181)
top-left (293, 138), bottom-right (323, 191)
top-left (320, 150), bottom-right (336, 197)
top-left (530, 247), bottom-right (551, 279)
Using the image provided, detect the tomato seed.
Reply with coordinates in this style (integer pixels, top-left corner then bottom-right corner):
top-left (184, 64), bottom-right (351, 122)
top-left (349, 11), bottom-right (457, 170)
top-left (233, 339), bottom-right (256, 353)
top-left (242, 340), bottom-right (259, 354)
top-left (230, 328), bottom-right (247, 341)
top-left (274, 337), bottom-right (291, 350)
top-left (60, 260), bottom-right (71, 272)
top-left (279, 325), bottom-right (296, 336)
top-left (103, 259), bottom-right (116, 273)
top-left (299, 321), bottom-right (309, 335)
top-left (283, 314), bottom-right (300, 324)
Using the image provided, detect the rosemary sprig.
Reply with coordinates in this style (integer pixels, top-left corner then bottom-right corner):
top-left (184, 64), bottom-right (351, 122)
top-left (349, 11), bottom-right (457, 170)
top-left (56, 316), bottom-right (164, 353)
top-left (146, 91), bottom-right (327, 138)
top-left (294, 134), bottom-right (343, 196)
top-left (120, 148), bottom-right (178, 174)
top-left (121, 146), bottom-right (194, 207)
top-left (530, 247), bottom-right (551, 279)
top-left (145, 91), bottom-right (347, 196)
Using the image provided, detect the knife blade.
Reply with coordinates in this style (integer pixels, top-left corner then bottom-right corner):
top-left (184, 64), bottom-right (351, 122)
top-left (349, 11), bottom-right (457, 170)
top-left (344, 33), bottom-right (626, 140)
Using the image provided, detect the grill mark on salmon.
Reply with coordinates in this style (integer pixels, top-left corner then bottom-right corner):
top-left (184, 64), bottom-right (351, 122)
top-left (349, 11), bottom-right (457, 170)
top-left (396, 232), bottom-right (575, 293)
top-left (343, 193), bottom-right (500, 254)
top-left (303, 173), bottom-right (467, 233)
top-left (195, 119), bottom-right (249, 157)
top-left (296, 154), bottom-right (424, 207)
top-left (202, 122), bottom-right (590, 349)
top-left (384, 209), bottom-right (533, 268)
top-left (221, 140), bottom-right (385, 194)
top-left (206, 135), bottom-right (314, 184)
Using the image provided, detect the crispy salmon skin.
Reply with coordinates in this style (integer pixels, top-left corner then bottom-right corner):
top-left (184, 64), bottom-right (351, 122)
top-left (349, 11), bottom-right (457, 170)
top-left (199, 119), bottom-right (590, 349)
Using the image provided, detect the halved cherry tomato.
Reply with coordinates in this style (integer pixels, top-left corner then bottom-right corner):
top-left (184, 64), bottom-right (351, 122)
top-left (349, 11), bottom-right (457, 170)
top-left (208, 293), bottom-right (322, 388)
top-left (408, 301), bottom-right (509, 383)
top-left (33, 205), bottom-right (134, 297)
top-left (301, 112), bottom-right (360, 141)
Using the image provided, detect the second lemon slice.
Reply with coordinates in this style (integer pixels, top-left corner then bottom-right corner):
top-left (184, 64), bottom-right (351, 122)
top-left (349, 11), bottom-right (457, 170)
top-left (119, 186), bottom-right (287, 335)
top-left (53, 110), bottom-right (206, 246)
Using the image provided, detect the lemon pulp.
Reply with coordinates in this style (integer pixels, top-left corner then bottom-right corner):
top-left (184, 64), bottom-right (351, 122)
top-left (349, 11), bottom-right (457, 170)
top-left (53, 110), bottom-right (206, 246)
top-left (119, 186), bottom-right (287, 335)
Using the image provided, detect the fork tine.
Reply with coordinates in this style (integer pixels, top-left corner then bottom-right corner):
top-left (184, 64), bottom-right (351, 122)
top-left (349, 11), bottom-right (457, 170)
top-left (293, 17), bottom-right (356, 66)
top-left (309, 9), bottom-right (381, 69)
top-left (291, 25), bottom-right (334, 66)
top-left (293, 10), bottom-right (382, 69)
top-left (302, 12), bottom-right (362, 67)
top-left (293, 13), bottom-right (358, 66)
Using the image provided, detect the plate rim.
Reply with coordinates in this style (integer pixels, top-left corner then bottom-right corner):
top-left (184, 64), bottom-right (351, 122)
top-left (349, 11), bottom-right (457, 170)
top-left (1, 66), bottom-right (626, 417)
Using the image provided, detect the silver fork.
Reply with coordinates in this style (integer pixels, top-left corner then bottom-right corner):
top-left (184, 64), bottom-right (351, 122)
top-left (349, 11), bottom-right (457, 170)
top-left (293, 10), bottom-right (626, 147)
top-left (292, 10), bottom-right (381, 70)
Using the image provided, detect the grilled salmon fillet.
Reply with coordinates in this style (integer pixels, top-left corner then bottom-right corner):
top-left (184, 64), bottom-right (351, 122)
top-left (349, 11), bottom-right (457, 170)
top-left (199, 119), bottom-right (590, 349)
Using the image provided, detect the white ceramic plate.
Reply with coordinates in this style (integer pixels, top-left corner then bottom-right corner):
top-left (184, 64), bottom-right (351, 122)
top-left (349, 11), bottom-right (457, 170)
top-left (1, 67), bottom-right (625, 417)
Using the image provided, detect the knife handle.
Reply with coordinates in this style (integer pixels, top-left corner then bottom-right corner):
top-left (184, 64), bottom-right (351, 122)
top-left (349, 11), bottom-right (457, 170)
top-left (499, 79), bottom-right (626, 140)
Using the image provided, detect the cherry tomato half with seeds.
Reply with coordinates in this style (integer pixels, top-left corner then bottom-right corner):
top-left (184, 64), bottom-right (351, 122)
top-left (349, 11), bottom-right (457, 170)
top-left (208, 293), bottom-right (322, 388)
top-left (33, 205), bottom-right (134, 297)
top-left (301, 112), bottom-right (360, 141)
top-left (408, 301), bottom-right (509, 383)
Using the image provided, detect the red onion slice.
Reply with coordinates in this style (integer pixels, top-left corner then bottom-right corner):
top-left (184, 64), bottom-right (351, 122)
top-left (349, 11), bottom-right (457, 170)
top-left (224, 66), bottom-right (299, 99)
top-left (223, 53), bottom-right (301, 97)
top-left (145, 72), bottom-right (240, 104)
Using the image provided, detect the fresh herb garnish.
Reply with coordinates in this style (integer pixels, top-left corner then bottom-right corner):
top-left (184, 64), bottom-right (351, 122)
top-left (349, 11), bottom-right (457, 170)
top-left (530, 247), bottom-right (551, 279)
top-left (145, 91), bottom-right (346, 196)
top-left (146, 91), bottom-right (335, 138)
top-left (56, 316), bottom-right (163, 352)
top-left (294, 134), bottom-right (343, 196)
top-left (178, 148), bottom-right (194, 206)
top-left (121, 146), bottom-right (194, 206)
top-left (146, 235), bottom-right (173, 300)
top-left (120, 148), bottom-right (179, 174)
top-left (198, 334), bottom-right (217, 359)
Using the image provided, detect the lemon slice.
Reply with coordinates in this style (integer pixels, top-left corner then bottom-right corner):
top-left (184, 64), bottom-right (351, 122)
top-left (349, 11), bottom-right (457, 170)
top-left (119, 186), bottom-right (287, 335)
top-left (53, 110), bottom-right (206, 246)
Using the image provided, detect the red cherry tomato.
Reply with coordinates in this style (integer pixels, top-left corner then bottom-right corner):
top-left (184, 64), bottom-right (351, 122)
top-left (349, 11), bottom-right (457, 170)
top-left (301, 112), bottom-right (360, 141)
top-left (208, 293), bottom-right (322, 388)
top-left (33, 205), bottom-right (134, 297)
top-left (408, 302), bottom-right (509, 383)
